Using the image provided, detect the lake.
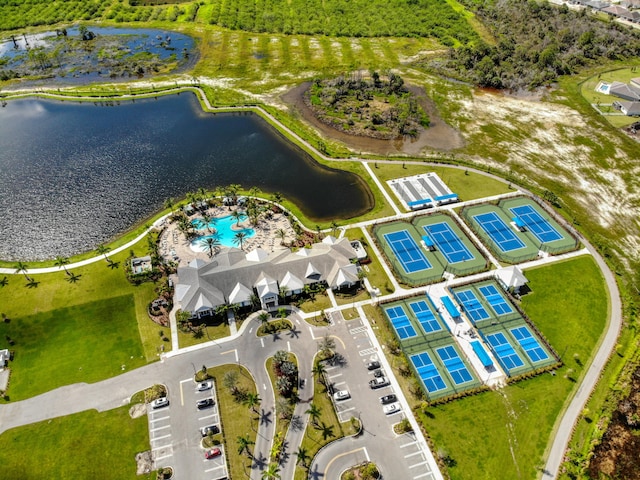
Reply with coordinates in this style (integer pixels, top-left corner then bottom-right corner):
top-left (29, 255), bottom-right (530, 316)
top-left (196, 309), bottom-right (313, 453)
top-left (0, 93), bottom-right (373, 261)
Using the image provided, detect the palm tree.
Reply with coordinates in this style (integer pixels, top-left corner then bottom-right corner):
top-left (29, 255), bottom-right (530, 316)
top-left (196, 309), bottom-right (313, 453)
top-left (305, 403), bottom-right (321, 427)
top-left (201, 213), bottom-right (214, 234)
top-left (14, 261), bottom-right (31, 281)
top-left (164, 197), bottom-right (175, 214)
top-left (312, 362), bottom-right (327, 386)
top-left (330, 220), bottom-right (340, 236)
top-left (261, 463), bottom-right (281, 479)
top-left (243, 392), bottom-right (261, 414)
top-left (236, 434), bottom-right (254, 457)
top-left (54, 256), bottom-right (70, 275)
top-left (276, 228), bottom-right (287, 246)
top-left (271, 192), bottom-right (283, 204)
top-left (234, 231), bottom-right (248, 250)
top-left (0, 276), bottom-right (8, 287)
top-left (295, 446), bottom-right (311, 469)
top-left (228, 183), bottom-right (242, 203)
top-left (203, 237), bottom-right (221, 258)
top-left (258, 311), bottom-right (270, 329)
top-left (95, 244), bottom-right (112, 263)
top-left (231, 209), bottom-right (244, 227)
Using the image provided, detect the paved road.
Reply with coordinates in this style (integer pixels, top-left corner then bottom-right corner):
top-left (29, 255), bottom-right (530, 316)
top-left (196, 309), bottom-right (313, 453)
top-left (542, 240), bottom-right (622, 478)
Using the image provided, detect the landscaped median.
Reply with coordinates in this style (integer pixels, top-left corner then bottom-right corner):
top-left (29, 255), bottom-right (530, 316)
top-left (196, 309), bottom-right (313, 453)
top-left (294, 356), bottom-right (360, 480)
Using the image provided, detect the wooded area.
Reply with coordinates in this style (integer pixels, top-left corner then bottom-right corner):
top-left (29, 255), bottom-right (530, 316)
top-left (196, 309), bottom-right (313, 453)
top-left (429, 0), bottom-right (640, 89)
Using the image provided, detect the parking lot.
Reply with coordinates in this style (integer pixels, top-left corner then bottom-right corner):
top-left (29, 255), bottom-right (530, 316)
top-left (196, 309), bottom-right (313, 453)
top-left (148, 379), bottom-right (228, 480)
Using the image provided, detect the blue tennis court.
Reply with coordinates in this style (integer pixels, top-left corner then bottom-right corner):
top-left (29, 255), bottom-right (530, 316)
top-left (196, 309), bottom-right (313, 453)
top-left (485, 332), bottom-right (525, 372)
top-left (410, 352), bottom-right (448, 393)
top-left (436, 345), bottom-right (474, 385)
top-left (510, 205), bottom-right (563, 243)
top-left (478, 284), bottom-right (513, 315)
top-left (454, 289), bottom-right (490, 322)
top-left (473, 212), bottom-right (526, 252)
top-left (422, 222), bottom-right (474, 264)
top-left (383, 230), bottom-right (432, 274)
top-left (511, 326), bottom-right (549, 362)
top-left (409, 300), bottom-right (442, 334)
top-left (385, 305), bottom-right (417, 340)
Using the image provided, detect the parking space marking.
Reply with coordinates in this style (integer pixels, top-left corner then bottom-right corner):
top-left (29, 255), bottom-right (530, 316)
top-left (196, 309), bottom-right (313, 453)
top-left (359, 348), bottom-right (377, 356)
top-left (204, 465), bottom-right (224, 473)
top-left (349, 326), bottom-right (368, 334)
top-left (413, 472), bottom-right (433, 479)
top-left (150, 415), bottom-right (170, 422)
top-left (198, 413), bottom-right (217, 421)
top-left (151, 433), bottom-right (172, 441)
top-left (260, 338), bottom-right (265, 348)
top-left (400, 441), bottom-right (418, 448)
top-left (409, 461), bottom-right (429, 469)
top-left (327, 373), bottom-right (342, 379)
top-left (154, 453), bottom-right (173, 461)
top-left (152, 443), bottom-right (173, 451)
top-left (150, 424), bottom-right (171, 432)
top-left (405, 451), bottom-right (423, 458)
top-left (333, 381), bottom-right (346, 387)
top-left (339, 406), bottom-right (356, 414)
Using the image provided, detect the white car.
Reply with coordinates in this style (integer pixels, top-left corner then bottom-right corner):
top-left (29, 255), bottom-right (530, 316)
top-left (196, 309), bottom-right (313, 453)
top-left (383, 402), bottom-right (401, 415)
top-left (151, 397), bottom-right (169, 409)
top-left (333, 390), bottom-right (350, 401)
top-left (196, 381), bottom-right (213, 392)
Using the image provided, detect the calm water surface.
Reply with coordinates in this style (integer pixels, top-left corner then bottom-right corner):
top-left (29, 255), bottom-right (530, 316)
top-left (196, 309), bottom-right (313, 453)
top-left (0, 93), bottom-right (372, 260)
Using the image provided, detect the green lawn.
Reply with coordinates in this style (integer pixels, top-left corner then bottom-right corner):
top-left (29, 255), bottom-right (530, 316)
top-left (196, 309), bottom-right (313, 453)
top-left (0, 405), bottom-right (152, 480)
top-left (1, 295), bottom-right (145, 401)
top-left (0, 242), bottom-right (164, 401)
top-left (417, 255), bottom-right (607, 480)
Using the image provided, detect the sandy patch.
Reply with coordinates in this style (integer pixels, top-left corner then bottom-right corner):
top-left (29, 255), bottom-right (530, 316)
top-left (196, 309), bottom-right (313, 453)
top-left (458, 90), bottom-right (640, 261)
top-left (129, 403), bottom-right (147, 419)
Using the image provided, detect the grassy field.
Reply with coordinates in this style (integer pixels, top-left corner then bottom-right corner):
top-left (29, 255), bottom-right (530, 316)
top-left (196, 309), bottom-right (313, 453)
top-left (418, 255), bottom-right (607, 480)
top-left (0, 241), bottom-right (165, 401)
top-left (1, 295), bottom-right (145, 402)
top-left (208, 364), bottom-right (258, 480)
top-left (0, 405), bottom-right (152, 480)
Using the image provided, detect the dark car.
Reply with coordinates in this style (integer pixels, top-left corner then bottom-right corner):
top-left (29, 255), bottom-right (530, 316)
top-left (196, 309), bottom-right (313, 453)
top-left (197, 398), bottom-right (214, 409)
top-left (200, 424), bottom-right (220, 437)
top-left (373, 369), bottom-right (384, 378)
top-left (366, 361), bottom-right (380, 371)
top-left (380, 394), bottom-right (397, 405)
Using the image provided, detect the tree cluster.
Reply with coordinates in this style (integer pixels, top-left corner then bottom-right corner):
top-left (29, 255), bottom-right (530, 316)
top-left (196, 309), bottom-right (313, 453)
top-left (428, 0), bottom-right (640, 90)
top-left (306, 71), bottom-right (430, 139)
top-left (207, 0), bottom-right (477, 44)
top-left (272, 350), bottom-right (298, 398)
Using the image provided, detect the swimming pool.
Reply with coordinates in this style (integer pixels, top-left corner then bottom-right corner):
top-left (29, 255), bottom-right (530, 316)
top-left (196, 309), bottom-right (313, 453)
top-left (190, 214), bottom-right (256, 249)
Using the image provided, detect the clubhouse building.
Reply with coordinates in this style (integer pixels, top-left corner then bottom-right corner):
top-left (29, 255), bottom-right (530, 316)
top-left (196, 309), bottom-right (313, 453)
top-left (175, 236), bottom-right (360, 318)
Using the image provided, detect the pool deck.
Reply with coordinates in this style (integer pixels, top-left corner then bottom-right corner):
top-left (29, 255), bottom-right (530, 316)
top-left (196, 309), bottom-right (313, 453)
top-left (159, 205), bottom-right (296, 266)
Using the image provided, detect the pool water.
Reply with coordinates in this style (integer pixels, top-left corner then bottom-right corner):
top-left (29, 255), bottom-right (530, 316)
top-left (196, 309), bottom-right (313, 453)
top-left (191, 214), bottom-right (256, 249)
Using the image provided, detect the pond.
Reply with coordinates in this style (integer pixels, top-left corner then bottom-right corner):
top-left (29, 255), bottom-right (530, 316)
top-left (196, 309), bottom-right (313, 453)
top-left (0, 92), bottom-right (373, 261)
top-left (0, 26), bottom-right (196, 84)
